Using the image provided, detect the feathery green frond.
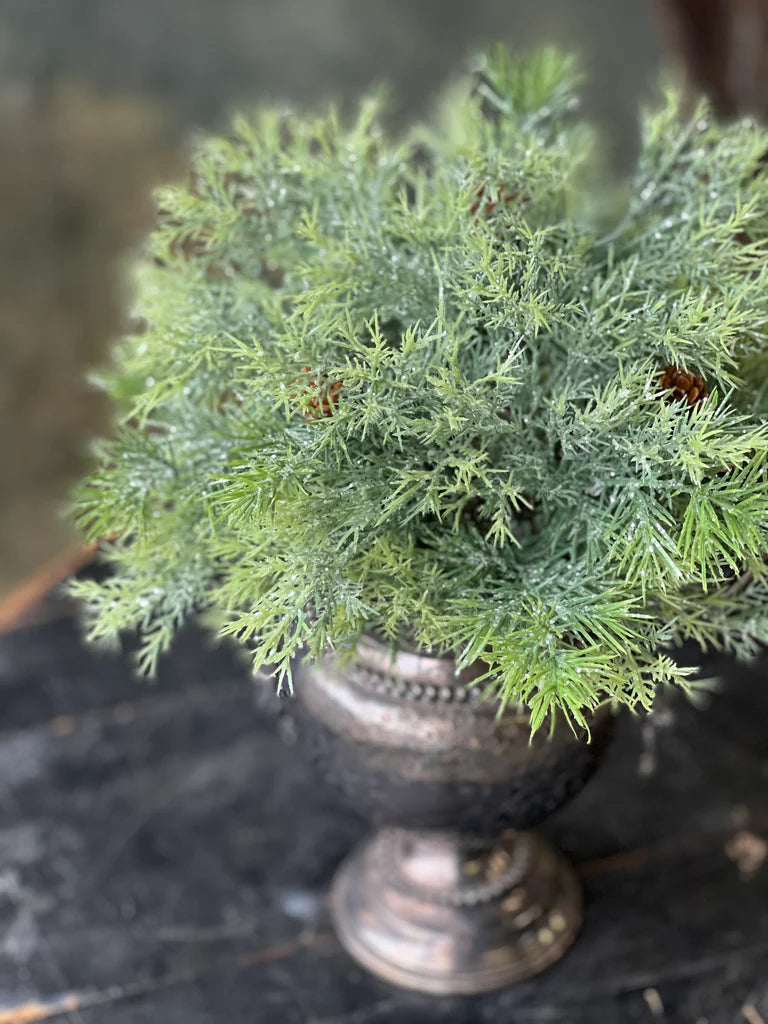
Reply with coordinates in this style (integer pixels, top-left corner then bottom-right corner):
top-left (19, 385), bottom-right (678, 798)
top-left (70, 46), bottom-right (768, 732)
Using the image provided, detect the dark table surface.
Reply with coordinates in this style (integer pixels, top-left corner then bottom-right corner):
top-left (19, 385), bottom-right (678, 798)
top-left (0, 592), bottom-right (767, 1024)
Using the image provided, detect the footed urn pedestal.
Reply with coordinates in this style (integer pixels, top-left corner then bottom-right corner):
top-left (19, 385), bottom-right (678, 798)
top-left (290, 636), bottom-right (612, 995)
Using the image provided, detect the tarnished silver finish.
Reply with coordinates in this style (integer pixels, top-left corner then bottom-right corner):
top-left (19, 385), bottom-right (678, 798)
top-left (291, 635), bottom-right (612, 994)
top-left (331, 828), bottom-right (582, 994)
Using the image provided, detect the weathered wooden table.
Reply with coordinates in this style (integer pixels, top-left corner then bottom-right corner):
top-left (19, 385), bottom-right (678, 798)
top-left (0, 594), bottom-right (766, 1023)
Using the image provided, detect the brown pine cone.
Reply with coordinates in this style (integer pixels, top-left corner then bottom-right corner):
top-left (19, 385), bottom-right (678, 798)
top-left (658, 365), bottom-right (709, 407)
top-left (301, 368), bottom-right (343, 419)
top-left (469, 181), bottom-right (522, 217)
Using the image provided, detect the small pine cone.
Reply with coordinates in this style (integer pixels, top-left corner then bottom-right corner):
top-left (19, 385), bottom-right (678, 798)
top-left (166, 228), bottom-right (239, 279)
top-left (469, 181), bottom-right (521, 217)
top-left (301, 368), bottom-right (343, 419)
top-left (658, 365), bottom-right (709, 408)
top-left (216, 388), bottom-right (243, 414)
top-left (170, 230), bottom-right (209, 262)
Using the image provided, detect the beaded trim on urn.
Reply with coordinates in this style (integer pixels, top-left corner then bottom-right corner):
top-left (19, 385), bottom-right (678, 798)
top-left (349, 665), bottom-right (483, 704)
top-left (371, 832), bottom-right (534, 908)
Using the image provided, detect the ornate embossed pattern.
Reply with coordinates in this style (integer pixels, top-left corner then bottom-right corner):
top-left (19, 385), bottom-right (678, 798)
top-left (349, 664), bottom-right (476, 704)
top-left (332, 828), bottom-right (583, 994)
top-left (371, 829), bottom-right (528, 907)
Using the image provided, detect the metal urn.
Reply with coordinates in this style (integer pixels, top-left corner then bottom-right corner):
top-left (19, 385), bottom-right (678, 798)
top-left (289, 634), bottom-right (612, 995)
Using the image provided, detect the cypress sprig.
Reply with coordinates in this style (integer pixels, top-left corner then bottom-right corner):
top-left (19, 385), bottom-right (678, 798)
top-left (71, 46), bottom-right (768, 731)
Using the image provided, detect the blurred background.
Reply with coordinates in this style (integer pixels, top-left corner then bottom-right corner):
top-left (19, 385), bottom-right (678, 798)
top-left (0, 0), bottom-right (755, 601)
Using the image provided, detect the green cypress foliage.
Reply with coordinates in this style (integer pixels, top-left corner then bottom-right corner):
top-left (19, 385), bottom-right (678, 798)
top-left (70, 46), bottom-right (768, 732)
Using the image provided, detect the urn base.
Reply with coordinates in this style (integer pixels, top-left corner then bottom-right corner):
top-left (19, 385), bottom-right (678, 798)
top-left (330, 827), bottom-right (582, 995)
